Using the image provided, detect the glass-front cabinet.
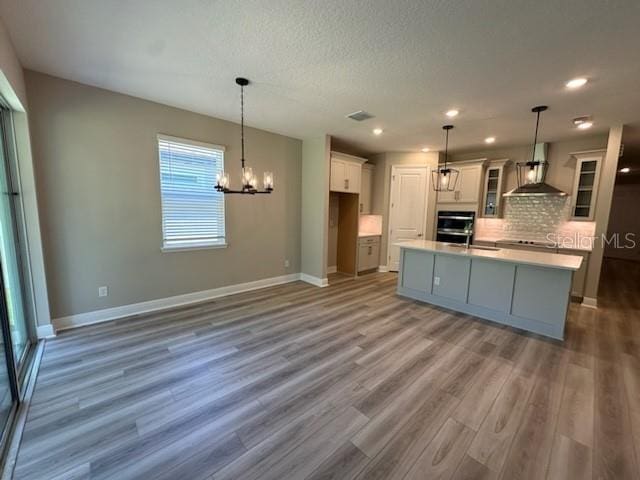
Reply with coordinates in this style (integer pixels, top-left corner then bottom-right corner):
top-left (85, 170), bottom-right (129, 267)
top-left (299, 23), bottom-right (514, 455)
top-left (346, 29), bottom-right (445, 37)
top-left (481, 159), bottom-right (510, 218)
top-left (570, 151), bottom-right (604, 221)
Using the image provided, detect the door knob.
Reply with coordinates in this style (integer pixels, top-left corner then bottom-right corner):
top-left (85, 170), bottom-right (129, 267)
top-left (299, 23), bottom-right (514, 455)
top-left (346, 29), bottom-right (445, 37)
top-left (417, 233), bottom-right (423, 237)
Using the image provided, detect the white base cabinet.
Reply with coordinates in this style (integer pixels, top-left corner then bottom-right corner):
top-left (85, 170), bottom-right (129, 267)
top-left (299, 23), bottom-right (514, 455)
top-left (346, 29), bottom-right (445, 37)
top-left (358, 236), bottom-right (380, 272)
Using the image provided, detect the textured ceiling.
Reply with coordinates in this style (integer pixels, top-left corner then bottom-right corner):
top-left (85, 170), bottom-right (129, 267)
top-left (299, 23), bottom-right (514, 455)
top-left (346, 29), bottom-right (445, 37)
top-left (1, 0), bottom-right (640, 154)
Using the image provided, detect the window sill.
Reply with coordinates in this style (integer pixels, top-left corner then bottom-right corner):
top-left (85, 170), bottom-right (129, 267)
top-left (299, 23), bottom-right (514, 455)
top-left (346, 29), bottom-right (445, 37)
top-left (161, 242), bottom-right (228, 252)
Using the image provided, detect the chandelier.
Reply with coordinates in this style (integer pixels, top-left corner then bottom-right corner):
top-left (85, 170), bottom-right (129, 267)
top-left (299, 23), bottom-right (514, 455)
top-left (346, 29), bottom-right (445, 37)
top-left (215, 77), bottom-right (274, 194)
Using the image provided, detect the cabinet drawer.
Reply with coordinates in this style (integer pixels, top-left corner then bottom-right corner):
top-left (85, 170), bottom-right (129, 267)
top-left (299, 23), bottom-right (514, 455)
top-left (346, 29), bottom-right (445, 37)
top-left (358, 236), bottom-right (380, 246)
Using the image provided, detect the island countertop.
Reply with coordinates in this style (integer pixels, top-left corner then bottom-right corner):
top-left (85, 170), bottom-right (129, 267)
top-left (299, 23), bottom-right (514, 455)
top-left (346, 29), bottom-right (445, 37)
top-left (395, 240), bottom-right (583, 271)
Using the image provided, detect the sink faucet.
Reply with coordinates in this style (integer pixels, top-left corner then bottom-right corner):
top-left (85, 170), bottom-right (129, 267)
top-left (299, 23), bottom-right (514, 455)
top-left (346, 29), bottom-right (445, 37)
top-left (464, 221), bottom-right (474, 249)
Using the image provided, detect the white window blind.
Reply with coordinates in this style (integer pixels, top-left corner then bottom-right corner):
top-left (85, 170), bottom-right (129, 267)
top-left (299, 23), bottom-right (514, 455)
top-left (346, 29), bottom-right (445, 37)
top-left (158, 135), bottom-right (226, 249)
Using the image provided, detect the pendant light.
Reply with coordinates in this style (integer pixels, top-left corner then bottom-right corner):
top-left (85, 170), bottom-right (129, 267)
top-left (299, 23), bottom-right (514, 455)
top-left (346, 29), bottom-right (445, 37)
top-left (432, 125), bottom-right (459, 191)
top-left (515, 105), bottom-right (548, 187)
top-left (215, 77), bottom-right (274, 194)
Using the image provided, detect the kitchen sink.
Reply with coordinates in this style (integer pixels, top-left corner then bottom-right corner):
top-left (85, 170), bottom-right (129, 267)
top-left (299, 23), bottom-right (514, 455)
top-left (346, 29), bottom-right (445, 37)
top-left (471, 245), bottom-right (501, 251)
top-left (443, 243), bottom-right (500, 252)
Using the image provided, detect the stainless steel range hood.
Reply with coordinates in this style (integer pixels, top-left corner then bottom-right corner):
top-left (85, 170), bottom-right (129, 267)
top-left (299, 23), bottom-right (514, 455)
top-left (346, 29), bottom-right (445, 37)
top-left (503, 182), bottom-right (568, 197)
top-left (503, 142), bottom-right (568, 197)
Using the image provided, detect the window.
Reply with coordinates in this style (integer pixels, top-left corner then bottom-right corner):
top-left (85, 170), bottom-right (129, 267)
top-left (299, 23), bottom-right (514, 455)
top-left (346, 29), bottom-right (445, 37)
top-left (158, 135), bottom-right (226, 250)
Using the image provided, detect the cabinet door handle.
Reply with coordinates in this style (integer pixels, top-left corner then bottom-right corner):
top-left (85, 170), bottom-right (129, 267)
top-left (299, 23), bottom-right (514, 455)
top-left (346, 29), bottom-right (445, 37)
top-left (368, 246), bottom-right (372, 255)
top-left (360, 203), bottom-right (363, 213)
top-left (345, 179), bottom-right (349, 190)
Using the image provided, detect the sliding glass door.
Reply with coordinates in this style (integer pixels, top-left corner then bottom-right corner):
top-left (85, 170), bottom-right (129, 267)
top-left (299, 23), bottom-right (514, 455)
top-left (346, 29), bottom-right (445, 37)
top-left (0, 323), bottom-right (14, 438)
top-left (0, 104), bottom-right (34, 446)
top-left (0, 109), bottom-right (30, 368)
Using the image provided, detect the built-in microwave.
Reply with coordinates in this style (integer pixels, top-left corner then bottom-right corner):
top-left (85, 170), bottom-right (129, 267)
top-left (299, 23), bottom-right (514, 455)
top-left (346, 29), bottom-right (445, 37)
top-left (436, 211), bottom-right (475, 244)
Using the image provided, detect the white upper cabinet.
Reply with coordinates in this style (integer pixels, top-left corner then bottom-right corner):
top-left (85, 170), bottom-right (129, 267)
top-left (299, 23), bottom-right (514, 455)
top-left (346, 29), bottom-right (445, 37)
top-left (569, 150), bottom-right (604, 221)
top-left (481, 159), bottom-right (510, 218)
top-left (330, 152), bottom-right (367, 194)
top-left (330, 159), bottom-right (347, 192)
top-left (456, 164), bottom-right (483, 203)
top-left (436, 159), bottom-right (487, 207)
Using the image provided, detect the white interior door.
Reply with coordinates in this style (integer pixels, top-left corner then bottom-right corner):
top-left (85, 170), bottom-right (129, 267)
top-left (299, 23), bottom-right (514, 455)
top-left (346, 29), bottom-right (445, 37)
top-left (388, 166), bottom-right (428, 271)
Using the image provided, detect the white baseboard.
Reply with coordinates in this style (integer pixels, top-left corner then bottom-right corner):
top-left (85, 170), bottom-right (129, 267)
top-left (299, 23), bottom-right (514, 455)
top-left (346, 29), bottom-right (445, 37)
top-left (581, 296), bottom-right (598, 309)
top-left (327, 266), bottom-right (337, 274)
top-left (378, 265), bottom-right (390, 272)
top-left (53, 273), bottom-right (302, 332)
top-left (36, 324), bottom-right (56, 339)
top-left (300, 273), bottom-right (329, 288)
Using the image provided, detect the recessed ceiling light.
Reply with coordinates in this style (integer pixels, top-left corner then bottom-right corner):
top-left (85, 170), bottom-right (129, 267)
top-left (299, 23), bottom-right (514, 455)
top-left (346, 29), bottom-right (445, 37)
top-left (573, 116), bottom-right (593, 129)
top-left (421, 147), bottom-right (430, 152)
top-left (620, 167), bottom-right (630, 173)
top-left (445, 109), bottom-right (459, 118)
top-left (484, 137), bottom-right (496, 144)
top-left (566, 78), bottom-right (588, 89)
top-left (372, 128), bottom-right (383, 135)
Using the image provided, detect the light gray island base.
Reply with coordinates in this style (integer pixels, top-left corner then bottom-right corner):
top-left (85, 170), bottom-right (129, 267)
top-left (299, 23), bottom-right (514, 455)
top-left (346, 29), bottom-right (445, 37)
top-left (396, 241), bottom-right (583, 340)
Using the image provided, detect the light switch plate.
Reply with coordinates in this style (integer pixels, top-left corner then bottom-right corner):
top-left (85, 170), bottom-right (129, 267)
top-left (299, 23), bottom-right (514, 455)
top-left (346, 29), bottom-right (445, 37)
top-left (433, 276), bottom-right (440, 286)
top-left (98, 286), bottom-right (108, 297)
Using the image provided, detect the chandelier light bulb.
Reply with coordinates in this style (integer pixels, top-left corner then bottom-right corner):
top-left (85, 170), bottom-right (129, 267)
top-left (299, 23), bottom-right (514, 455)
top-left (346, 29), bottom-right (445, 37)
top-left (264, 171), bottom-right (274, 190)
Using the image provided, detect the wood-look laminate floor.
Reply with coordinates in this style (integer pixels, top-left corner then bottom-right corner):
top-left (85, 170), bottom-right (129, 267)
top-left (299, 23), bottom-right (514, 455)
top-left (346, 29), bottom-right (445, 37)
top-left (12, 258), bottom-right (640, 480)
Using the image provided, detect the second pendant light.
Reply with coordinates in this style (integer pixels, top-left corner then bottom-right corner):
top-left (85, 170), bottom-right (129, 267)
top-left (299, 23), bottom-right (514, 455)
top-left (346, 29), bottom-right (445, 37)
top-left (432, 125), bottom-right (459, 192)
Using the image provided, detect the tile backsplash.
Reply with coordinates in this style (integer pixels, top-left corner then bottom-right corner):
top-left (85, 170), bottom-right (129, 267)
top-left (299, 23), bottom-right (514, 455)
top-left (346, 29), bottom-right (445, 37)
top-left (359, 215), bottom-right (383, 236)
top-left (475, 196), bottom-right (596, 247)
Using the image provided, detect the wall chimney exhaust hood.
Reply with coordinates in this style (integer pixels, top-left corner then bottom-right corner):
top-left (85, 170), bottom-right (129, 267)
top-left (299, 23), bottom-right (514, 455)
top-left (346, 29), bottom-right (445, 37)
top-left (503, 106), bottom-right (568, 197)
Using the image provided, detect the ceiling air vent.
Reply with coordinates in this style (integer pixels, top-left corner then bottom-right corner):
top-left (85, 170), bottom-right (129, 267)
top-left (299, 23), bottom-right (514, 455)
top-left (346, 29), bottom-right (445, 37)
top-left (346, 111), bottom-right (374, 122)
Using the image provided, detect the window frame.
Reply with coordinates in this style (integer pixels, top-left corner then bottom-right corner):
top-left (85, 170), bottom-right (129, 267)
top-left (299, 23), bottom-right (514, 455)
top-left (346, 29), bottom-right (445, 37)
top-left (157, 134), bottom-right (227, 252)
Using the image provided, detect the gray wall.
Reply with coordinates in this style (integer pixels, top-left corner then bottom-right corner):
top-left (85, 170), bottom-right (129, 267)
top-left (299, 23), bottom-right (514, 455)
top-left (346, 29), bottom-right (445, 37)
top-left (369, 151), bottom-right (439, 266)
top-left (25, 71), bottom-right (302, 319)
top-left (0, 18), bottom-right (51, 333)
top-left (301, 135), bottom-right (330, 281)
top-left (584, 126), bottom-right (623, 302)
top-left (605, 181), bottom-right (640, 261)
top-left (0, 18), bottom-right (26, 109)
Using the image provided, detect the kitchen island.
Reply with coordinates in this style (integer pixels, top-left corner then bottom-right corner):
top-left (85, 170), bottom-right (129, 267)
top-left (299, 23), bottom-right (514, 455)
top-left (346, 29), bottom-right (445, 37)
top-left (395, 240), bottom-right (583, 340)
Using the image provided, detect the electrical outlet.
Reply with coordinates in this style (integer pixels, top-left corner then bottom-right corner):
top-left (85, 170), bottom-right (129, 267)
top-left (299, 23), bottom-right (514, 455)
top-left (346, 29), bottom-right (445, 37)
top-left (433, 276), bottom-right (440, 286)
top-left (284, 259), bottom-right (290, 268)
top-left (98, 286), bottom-right (108, 297)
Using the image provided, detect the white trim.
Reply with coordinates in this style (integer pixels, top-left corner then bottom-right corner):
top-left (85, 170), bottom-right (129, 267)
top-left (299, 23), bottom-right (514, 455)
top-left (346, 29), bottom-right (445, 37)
top-left (378, 265), bottom-right (390, 272)
top-left (157, 133), bottom-right (226, 152)
top-left (161, 241), bottom-right (228, 252)
top-left (36, 324), bottom-right (56, 339)
top-left (327, 266), bottom-right (337, 274)
top-left (581, 296), bottom-right (598, 309)
top-left (53, 273), bottom-right (301, 332)
top-left (330, 151), bottom-right (368, 165)
top-left (437, 157), bottom-right (488, 167)
top-left (300, 273), bottom-right (329, 288)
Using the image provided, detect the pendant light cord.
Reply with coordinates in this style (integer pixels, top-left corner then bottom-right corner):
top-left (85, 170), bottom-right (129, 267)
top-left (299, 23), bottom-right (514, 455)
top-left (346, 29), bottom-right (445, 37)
top-left (241, 84), bottom-right (245, 169)
top-left (531, 109), bottom-right (541, 163)
top-left (444, 127), bottom-right (449, 170)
